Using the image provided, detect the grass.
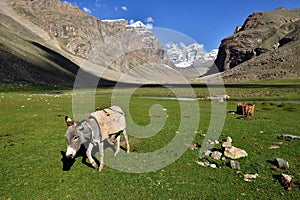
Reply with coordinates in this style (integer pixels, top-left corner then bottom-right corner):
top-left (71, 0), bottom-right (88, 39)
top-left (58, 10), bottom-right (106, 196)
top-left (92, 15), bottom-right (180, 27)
top-left (0, 82), bottom-right (300, 199)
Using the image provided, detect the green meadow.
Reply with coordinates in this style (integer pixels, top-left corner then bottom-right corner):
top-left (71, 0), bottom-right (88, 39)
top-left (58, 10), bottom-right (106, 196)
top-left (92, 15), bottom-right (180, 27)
top-left (0, 80), bottom-right (300, 199)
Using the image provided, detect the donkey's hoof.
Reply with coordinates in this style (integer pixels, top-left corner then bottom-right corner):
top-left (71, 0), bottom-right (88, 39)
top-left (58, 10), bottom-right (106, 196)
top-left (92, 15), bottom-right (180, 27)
top-left (91, 161), bottom-right (97, 168)
top-left (114, 151), bottom-right (120, 157)
top-left (98, 164), bottom-right (104, 172)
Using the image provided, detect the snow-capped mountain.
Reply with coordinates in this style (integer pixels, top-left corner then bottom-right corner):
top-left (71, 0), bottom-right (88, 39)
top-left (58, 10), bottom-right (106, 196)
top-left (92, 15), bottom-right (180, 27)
top-left (166, 42), bottom-right (218, 68)
top-left (126, 21), bottom-right (164, 51)
top-left (126, 20), bottom-right (218, 76)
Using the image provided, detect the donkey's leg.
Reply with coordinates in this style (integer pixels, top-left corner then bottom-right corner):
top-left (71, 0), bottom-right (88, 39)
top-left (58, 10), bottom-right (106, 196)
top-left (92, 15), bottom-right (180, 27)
top-left (114, 134), bottom-right (120, 156)
top-left (122, 129), bottom-right (130, 153)
top-left (98, 141), bottom-right (104, 172)
top-left (86, 143), bottom-right (97, 168)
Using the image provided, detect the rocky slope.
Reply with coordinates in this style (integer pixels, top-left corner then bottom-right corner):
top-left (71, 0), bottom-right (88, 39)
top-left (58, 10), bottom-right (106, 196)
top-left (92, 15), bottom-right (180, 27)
top-left (1, 0), bottom-right (180, 86)
top-left (215, 8), bottom-right (300, 71)
top-left (202, 7), bottom-right (300, 82)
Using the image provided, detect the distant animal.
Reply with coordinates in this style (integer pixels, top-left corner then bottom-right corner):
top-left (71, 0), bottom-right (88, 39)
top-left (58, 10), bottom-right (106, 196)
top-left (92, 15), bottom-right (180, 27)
top-left (64, 105), bottom-right (130, 171)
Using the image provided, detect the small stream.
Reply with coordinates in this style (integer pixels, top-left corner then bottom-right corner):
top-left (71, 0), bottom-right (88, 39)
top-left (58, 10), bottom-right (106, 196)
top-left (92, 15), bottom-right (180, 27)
top-left (139, 96), bottom-right (300, 104)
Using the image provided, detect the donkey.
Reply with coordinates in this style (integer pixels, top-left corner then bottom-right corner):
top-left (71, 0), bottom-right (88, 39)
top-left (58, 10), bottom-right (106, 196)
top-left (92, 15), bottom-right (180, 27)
top-left (65, 105), bottom-right (130, 171)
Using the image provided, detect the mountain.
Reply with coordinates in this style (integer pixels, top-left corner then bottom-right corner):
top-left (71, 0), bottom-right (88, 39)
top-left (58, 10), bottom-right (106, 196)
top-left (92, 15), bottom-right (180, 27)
top-left (204, 7), bottom-right (300, 82)
top-left (166, 42), bottom-right (217, 68)
top-left (0, 0), bottom-right (184, 87)
top-left (165, 42), bottom-right (218, 77)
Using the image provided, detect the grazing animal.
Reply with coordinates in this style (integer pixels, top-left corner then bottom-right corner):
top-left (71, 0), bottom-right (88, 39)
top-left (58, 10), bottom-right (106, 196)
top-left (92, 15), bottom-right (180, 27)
top-left (65, 105), bottom-right (130, 171)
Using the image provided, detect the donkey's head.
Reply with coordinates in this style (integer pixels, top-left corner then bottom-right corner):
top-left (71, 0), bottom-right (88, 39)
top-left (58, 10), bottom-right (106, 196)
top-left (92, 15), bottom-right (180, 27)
top-left (64, 116), bottom-right (90, 159)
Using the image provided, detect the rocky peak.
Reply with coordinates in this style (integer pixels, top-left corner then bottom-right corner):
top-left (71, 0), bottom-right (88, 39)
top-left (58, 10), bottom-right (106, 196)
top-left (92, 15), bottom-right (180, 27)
top-left (213, 8), bottom-right (300, 72)
top-left (9, 0), bottom-right (129, 58)
top-left (165, 42), bottom-right (218, 68)
top-left (239, 11), bottom-right (298, 31)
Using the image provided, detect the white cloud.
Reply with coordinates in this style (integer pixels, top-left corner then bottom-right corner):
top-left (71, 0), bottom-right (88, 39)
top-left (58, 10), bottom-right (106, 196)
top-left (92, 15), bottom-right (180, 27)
top-left (146, 17), bottom-right (154, 23)
top-left (95, 3), bottom-right (102, 8)
top-left (129, 19), bottom-right (135, 25)
top-left (63, 1), bottom-right (78, 7)
top-left (121, 6), bottom-right (128, 11)
top-left (145, 23), bottom-right (153, 30)
top-left (83, 7), bottom-right (92, 14)
top-left (114, 6), bottom-right (118, 11)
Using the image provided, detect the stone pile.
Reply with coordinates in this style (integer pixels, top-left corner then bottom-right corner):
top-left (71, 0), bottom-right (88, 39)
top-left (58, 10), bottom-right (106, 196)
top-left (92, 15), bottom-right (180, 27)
top-left (196, 136), bottom-right (248, 171)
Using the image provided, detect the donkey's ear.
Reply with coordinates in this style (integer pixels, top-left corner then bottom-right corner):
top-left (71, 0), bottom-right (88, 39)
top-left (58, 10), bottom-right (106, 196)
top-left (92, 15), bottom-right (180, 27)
top-left (65, 116), bottom-right (74, 126)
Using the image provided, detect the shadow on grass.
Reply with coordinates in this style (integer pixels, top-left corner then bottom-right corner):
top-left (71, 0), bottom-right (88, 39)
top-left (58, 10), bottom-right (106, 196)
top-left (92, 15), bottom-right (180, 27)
top-left (60, 145), bottom-right (97, 171)
top-left (60, 140), bottom-right (124, 171)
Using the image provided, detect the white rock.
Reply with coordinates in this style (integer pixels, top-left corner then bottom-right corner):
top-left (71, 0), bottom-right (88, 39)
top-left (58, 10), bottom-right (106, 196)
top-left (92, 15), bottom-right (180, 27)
top-left (244, 173), bottom-right (258, 181)
top-left (275, 158), bottom-right (289, 169)
top-left (224, 146), bottom-right (248, 159)
top-left (281, 173), bottom-right (293, 183)
top-left (210, 164), bottom-right (217, 168)
top-left (222, 137), bottom-right (232, 148)
top-left (203, 150), bottom-right (212, 157)
top-left (211, 151), bottom-right (222, 160)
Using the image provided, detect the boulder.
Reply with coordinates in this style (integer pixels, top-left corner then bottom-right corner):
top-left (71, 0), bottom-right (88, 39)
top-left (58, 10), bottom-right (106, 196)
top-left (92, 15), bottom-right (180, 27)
top-left (230, 160), bottom-right (241, 170)
top-left (211, 151), bottom-right (222, 160)
top-left (203, 150), bottom-right (212, 157)
top-left (275, 158), bottom-right (289, 169)
top-left (222, 137), bottom-right (232, 148)
top-left (280, 173), bottom-right (294, 190)
top-left (224, 146), bottom-right (248, 159)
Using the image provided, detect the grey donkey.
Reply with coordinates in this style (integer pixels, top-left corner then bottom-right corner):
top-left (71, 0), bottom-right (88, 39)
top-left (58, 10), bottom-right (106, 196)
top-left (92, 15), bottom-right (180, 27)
top-left (65, 106), bottom-right (130, 171)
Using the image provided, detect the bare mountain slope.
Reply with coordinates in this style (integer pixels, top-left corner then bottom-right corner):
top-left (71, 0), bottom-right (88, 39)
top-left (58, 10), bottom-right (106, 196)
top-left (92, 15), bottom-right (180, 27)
top-left (0, 0), bottom-right (185, 87)
top-left (0, 12), bottom-right (78, 86)
top-left (202, 8), bottom-right (300, 82)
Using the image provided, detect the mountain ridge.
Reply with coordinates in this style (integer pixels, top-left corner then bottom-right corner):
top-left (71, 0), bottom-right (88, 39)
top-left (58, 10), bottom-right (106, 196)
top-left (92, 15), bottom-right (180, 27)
top-left (0, 0), bottom-right (185, 86)
top-left (1, 1), bottom-right (300, 86)
top-left (201, 7), bottom-right (300, 82)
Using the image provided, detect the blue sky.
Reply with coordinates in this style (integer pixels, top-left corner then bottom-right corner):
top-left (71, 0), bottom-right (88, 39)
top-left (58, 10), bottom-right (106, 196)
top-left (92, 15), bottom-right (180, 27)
top-left (62, 0), bottom-right (300, 51)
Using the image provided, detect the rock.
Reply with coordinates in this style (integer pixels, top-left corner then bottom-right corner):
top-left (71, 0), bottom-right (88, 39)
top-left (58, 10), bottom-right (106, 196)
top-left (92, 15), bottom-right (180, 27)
top-left (189, 143), bottom-right (200, 150)
top-left (244, 173), bottom-right (258, 181)
top-left (222, 137), bottom-right (232, 148)
top-left (210, 164), bottom-right (217, 168)
top-left (203, 150), bottom-right (212, 157)
top-left (279, 134), bottom-right (300, 140)
top-left (208, 139), bottom-right (220, 145)
top-left (268, 145), bottom-right (280, 149)
top-left (275, 158), bottom-right (289, 169)
top-left (230, 160), bottom-right (241, 170)
top-left (280, 174), bottom-right (294, 190)
top-left (282, 174), bottom-right (293, 183)
top-left (195, 161), bottom-right (210, 167)
top-left (211, 151), bottom-right (222, 160)
top-left (224, 146), bottom-right (248, 159)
